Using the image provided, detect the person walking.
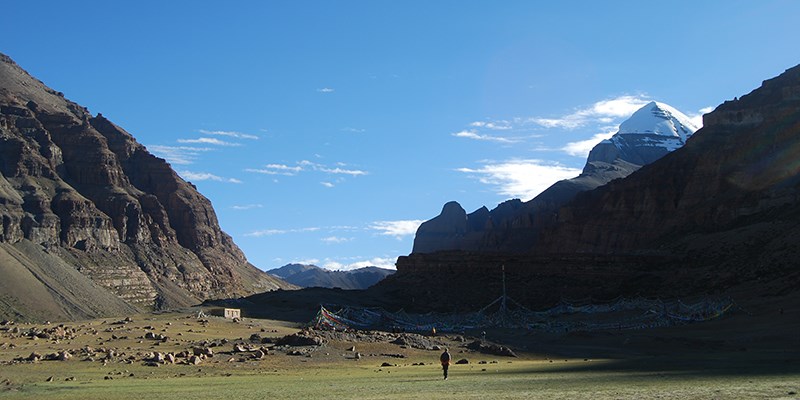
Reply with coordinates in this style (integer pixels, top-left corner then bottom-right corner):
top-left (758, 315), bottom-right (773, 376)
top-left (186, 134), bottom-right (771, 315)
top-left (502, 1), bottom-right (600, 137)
top-left (440, 348), bottom-right (451, 380)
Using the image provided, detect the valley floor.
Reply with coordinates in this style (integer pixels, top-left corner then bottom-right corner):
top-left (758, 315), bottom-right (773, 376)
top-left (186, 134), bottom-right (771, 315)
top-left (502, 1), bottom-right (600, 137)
top-left (0, 292), bottom-right (797, 400)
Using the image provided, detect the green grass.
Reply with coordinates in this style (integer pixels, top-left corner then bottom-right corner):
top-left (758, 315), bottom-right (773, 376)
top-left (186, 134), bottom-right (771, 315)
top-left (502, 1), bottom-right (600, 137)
top-left (2, 360), bottom-right (798, 399)
top-left (1, 312), bottom-right (798, 399)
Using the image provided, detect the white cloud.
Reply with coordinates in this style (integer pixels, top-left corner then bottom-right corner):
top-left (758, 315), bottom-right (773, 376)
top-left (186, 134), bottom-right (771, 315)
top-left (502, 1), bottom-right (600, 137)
top-left (370, 220), bottom-right (425, 239)
top-left (321, 182), bottom-right (335, 188)
top-left (320, 167), bottom-right (367, 176)
top-left (341, 127), bottom-right (366, 133)
top-left (245, 163), bottom-right (303, 176)
top-left (452, 130), bottom-right (517, 144)
top-left (245, 227), bottom-right (321, 237)
top-left (687, 106), bottom-right (714, 129)
top-left (469, 120), bottom-right (512, 130)
top-left (457, 159), bottom-right (581, 201)
top-left (321, 236), bottom-right (352, 244)
top-left (178, 137), bottom-right (241, 146)
top-left (147, 145), bottom-right (212, 165)
top-left (293, 258), bottom-right (320, 266)
top-left (561, 127), bottom-right (618, 158)
top-left (321, 257), bottom-right (397, 271)
top-left (199, 129), bottom-right (259, 140)
top-left (317, 88), bottom-right (335, 93)
top-left (178, 171), bottom-right (242, 184)
top-left (531, 95), bottom-right (651, 130)
top-left (232, 204), bottom-right (264, 210)
top-left (246, 161), bottom-right (368, 178)
top-left (265, 163), bottom-right (304, 173)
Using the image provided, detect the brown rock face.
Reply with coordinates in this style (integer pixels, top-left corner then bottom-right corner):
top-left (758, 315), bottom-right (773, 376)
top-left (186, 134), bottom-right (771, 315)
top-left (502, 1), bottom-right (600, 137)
top-left (383, 65), bottom-right (800, 311)
top-left (539, 64), bottom-right (800, 254)
top-left (0, 53), bottom-right (291, 320)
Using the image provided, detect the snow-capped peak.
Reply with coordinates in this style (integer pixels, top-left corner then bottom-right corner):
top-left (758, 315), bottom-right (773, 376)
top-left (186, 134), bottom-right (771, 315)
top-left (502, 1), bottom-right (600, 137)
top-left (618, 101), bottom-right (698, 141)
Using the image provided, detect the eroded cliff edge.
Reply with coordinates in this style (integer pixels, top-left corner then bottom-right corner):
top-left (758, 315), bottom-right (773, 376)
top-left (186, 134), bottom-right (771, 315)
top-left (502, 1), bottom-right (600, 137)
top-left (0, 53), bottom-right (292, 321)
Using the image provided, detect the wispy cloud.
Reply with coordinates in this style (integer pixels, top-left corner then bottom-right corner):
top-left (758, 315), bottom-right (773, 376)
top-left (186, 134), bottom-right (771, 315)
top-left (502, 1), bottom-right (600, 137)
top-left (178, 171), bottom-right (243, 184)
top-left (321, 236), bottom-right (352, 244)
top-left (321, 257), bottom-right (396, 271)
top-left (321, 182), bottom-right (335, 188)
top-left (317, 88), bottom-right (335, 93)
top-left (469, 120), bottom-right (512, 130)
top-left (292, 258), bottom-right (320, 266)
top-left (147, 145), bottom-right (212, 165)
top-left (246, 160), bottom-right (368, 180)
top-left (245, 164), bottom-right (304, 176)
top-left (457, 159), bottom-right (581, 201)
top-left (199, 129), bottom-right (259, 140)
top-left (319, 167), bottom-right (367, 176)
top-left (369, 220), bottom-right (425, 239)
top-left (177, 137), bottom-right (241, 146)
top-left (341, 127), bottom-right (366, 133)
top-left (687, 106), bottom-right (714, 129)
top-left (452, 130), bottom-right (517, 144)
top-left (531, 95), bottom-right (651, 130)
top-left (561, 127), bottom-right (618, 158)
top-left (245, 227), bottom-right (321, 237)
top-left (232, 204), bottom-right (264, 210)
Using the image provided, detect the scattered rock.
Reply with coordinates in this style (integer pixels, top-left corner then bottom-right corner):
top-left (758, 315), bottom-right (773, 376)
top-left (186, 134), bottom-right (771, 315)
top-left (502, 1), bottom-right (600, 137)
top-left (455, 358), bottom-right (469, 364)
top-left (276, 332), bottom-right (324, 347)
top-left (466, 340), bottom-right (517, 357)
top-left (380, 362), bottom-right (394, 367)
top-left (193, 347), bottom-right (213, 358)
top-left (389, 334), bottom-right (438, 350)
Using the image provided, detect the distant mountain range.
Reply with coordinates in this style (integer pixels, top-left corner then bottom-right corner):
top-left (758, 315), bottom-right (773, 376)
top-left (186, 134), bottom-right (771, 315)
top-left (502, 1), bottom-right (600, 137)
top-left (412, 101), bottom-right (698, 254)
top-left (269, 264), bottom-right (395, 290)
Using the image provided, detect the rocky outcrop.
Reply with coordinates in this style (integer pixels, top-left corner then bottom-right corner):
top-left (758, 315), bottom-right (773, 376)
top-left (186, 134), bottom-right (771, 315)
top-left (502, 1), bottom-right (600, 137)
top-left (412, 102), bottom-right (697, 254)
top-left (0, 53), bottom-right (292, 321)
top-left (382, 65), bottom-right (800, 312)
top-left (539, 65), bottom-right (800, 255)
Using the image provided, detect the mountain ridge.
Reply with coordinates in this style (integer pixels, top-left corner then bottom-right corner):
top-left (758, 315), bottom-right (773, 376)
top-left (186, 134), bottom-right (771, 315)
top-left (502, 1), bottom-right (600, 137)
top-left (0, 52), bottom-right (294, 321)
top-left (378, 64), bottom-right (800, 312)
top-left (269, 263), bottom-right (395, 290)
top-left (412, 101), bottom-right (698, 254)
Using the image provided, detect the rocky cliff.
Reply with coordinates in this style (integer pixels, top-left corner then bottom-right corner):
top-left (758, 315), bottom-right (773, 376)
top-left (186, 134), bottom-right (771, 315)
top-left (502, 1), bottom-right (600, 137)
top-left (539, 65), bottom-right (800, 255)
top-left (412, 102), bottom-right (697, 254)
top-left (380, 65), bottom-right (800, 311)
top-left (0, 53), bottom-right (292, 321)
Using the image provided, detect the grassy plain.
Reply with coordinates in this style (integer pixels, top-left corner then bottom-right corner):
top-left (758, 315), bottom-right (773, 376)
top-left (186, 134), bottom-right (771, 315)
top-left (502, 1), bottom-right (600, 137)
top-left (0, 304), bottom-right (798, 400)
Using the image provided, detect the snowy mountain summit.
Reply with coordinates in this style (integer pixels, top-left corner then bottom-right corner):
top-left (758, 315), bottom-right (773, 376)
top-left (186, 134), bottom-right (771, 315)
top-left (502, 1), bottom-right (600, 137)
top-left (412, 100), bottom-right (700, 254)
top-left (618, 101), bottom-right (698, 138)
top-left (587, 101), bottom-right (698, 167)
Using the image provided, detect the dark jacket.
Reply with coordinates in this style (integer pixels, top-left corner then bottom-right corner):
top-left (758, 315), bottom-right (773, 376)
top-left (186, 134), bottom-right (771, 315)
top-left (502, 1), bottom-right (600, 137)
top-left (440, 350), bottom-right (451, 366)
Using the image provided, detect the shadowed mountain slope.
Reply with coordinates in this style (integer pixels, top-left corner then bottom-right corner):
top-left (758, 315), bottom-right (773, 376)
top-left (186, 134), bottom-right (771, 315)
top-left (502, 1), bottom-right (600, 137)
top-left (413, 101), bottom-right (698, 254)
top-left (379, 65), bottom-right (800, 312)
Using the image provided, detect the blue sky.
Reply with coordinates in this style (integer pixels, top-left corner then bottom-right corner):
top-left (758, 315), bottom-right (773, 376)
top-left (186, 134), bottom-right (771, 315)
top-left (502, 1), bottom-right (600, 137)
top-left (3, 1), bottom-right (799, 271)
